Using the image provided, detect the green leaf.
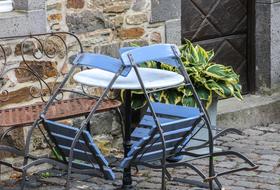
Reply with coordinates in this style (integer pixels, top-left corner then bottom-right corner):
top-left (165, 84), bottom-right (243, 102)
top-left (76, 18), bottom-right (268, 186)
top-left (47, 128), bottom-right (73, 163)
top-left (204, 64), bottom-right (239, 83)
top-left (182, 96), bottom-right (196, 107)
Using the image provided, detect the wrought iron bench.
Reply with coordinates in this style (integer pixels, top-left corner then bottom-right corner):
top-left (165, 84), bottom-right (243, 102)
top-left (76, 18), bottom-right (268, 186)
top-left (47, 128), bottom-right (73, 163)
top-left (0, 32), bottom-right (122, 180)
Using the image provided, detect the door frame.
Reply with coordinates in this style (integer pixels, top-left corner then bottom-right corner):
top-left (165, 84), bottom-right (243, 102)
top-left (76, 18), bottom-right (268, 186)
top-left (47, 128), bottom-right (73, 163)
top-left (247, 0), bottom-right (256, 93)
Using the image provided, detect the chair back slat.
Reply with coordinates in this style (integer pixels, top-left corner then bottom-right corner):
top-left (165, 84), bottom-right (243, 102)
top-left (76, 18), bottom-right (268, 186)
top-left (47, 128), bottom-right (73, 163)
top-left (129, 120), bottom-right (196, 155)
top-left (139, 115), bottom-right (200, 133)
top-left (139, 115), bottom-right (175, 127)
top-left (147, 102), bottom-right (201, 119)
top-left (131, 137), bottom-right (183, 156)
top-left (120, 147), bottom-right (175, 168)
top-left (57, 145), bottom-right (106, 165)
top-left (43, 120), bottom-right (115, 180)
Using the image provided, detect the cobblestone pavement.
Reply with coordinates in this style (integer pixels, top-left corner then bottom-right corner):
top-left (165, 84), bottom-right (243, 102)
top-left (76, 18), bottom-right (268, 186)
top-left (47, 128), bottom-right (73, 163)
top-left (1, 123), bottom-right (280, 190)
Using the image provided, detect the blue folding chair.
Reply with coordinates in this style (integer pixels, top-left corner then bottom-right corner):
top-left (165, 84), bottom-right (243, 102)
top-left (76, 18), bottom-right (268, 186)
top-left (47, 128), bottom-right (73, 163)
top-left (118, 44), bottom-right (258, 190)
top-left (17, 53), bottom-right (127, 190)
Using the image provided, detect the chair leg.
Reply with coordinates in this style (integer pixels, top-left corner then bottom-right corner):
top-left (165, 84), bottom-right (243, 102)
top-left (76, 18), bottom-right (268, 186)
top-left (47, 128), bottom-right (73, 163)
top-left (161, 160), bottom-right (166, 190)
top-left (20, 170), bottom-right (27, 190)
top-left (208, 128), bottom-right (215, 190)
top-left (214, 177), bottom-right (223, 190)
top-left (65, 175), bottom-right (71, 190)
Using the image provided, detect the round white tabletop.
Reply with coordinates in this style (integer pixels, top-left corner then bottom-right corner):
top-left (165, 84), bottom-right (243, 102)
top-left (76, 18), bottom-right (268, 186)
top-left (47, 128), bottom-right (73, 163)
top-left (73, 68), bottom-right (185, 90)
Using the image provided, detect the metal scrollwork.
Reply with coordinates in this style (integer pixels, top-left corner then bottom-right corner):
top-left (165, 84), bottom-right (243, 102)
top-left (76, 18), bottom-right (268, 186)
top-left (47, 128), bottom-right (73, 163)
top-left (0, 44), bottom-right (8, 102)
top-left (0, 44), bottom-right (7, 76)
top-left (0, 32), bottom-right (83, 103)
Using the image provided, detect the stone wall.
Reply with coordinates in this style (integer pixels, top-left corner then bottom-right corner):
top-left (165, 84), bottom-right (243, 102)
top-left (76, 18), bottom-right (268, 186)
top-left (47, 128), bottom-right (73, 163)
top-left (0, 0), bottom-right (182, 110)
top-left (47, 0), bottom-right (166, 58)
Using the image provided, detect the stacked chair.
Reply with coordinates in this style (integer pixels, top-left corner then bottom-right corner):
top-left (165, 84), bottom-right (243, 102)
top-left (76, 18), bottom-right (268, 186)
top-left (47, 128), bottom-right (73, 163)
top-left (117, 44), bottom-right (258, 190)
top-left (1, 43), bottom-right (257, 190)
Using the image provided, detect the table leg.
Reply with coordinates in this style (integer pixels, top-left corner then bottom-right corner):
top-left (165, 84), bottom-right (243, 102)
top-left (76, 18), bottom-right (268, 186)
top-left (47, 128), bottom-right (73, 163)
top-left (122, 90), bottom-right (133, 189)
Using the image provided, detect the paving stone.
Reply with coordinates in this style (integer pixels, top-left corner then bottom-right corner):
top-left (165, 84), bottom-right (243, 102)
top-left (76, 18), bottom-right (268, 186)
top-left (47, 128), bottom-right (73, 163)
top-left (38, 177), bottom-right (66, 186)
top-left (260, 154), bottom-right (280, 161)
top-left (256, 165), bottom-right (274, 172)
top-left (254, 125), bottom-right (278, 133)
top-left (2, 123), bottom-right (280, 189)
top-left (243, 128), bottom-right (265, 136)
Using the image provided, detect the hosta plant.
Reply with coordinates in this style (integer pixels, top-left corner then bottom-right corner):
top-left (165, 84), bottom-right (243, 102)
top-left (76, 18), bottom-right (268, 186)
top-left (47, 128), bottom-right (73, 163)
top-left (122, 40), bottom-right (243, 110)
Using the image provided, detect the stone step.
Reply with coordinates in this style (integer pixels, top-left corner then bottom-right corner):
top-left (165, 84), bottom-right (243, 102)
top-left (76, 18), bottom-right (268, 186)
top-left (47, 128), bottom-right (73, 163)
top-left (217, 91), bottom-right (280, 129)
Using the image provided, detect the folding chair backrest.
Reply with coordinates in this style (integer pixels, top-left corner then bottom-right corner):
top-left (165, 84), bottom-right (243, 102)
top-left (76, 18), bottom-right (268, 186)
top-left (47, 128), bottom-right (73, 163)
top-left (73, 53), bottom-right (130, 76)
top-left (43, 119), bottom-right (115, 180)
top-left (120, 44), bottom-right (181, 68)
top-left (120, 102), bottom-right (201, 168)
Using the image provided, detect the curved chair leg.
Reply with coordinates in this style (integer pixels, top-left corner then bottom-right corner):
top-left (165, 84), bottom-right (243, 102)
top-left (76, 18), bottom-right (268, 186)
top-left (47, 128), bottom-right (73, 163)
top-left (213, 128), bottom-right (243, 140)
top-left (214, 177), bottom-right (223, 190)
top-left (204, 119), bottom-right (215, 190)
top-left (0, 126), bottom-right (27, 142)
top-left (167, 162), bottom-right (222, 190)
top-left (21, 170), bottom-right (27, 190)
top-left (21, 119), bottom-right (41, 190)
top-left (161, 160), bottom-right (166, 190)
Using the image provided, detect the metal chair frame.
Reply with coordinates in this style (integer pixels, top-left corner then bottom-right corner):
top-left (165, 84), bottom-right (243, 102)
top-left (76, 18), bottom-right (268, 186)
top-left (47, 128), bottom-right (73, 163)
top-left (0, 40), bottom-right (258, 190)
top-left (118, 44), bottom-right (258, 190)
top-left (0, 32), bottom-right (122, 190)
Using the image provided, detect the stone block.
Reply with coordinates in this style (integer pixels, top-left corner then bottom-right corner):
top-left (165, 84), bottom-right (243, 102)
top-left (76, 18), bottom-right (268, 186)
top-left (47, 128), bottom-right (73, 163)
top-left (67, 0), bottom-right (85, 9)
top-left (15, 61), bottom-right (57, 83)
top-left (1, 127), bottom-right (25, 151)
top-left (255, 2), bottom-right (271, 88)
top-left (14, 0), bottom-right (45, 11)
top-left (126, 13), bottom-right (147, 25)
top-left (100, 42), bottom-right (121, 58)
top-left (0, 10), bottom-right (47, 38)
top-left (82, 29), bottom-right (113, 47)
top-left (165, 19), bottom-right (181, 45)
top-left (47, 13), bottom-right (62, 22)
top-left (47, 3), bottom-right (62, 11)
top-left (0, 46), bottom-right (12, 59)
top-left (118, 27), bottom-right (145, 40)
top-left (13, 0), bottom-right (28, 10)
top-left (255, 1), bottom-right (280, 89)
top-left (132, 0), bottom-right (147, 12)
top-left (150, 0), bottom-right (181, 23)
top-left (28, 10), bottom-right (47, 33)
top-left (110, 15), bottom-right (124, 28)
top-left (66, 10), bottom-right (107, 33)
top-left (28, 0), bottom-right (45, 10)
top-left (150, 32), bottom-right (162, 43)
top-left (271, 2), bottom-right (280, 86)
top-left (256, 0), bottom-right (280, 3)
top-left (104, 1), bottom-right (130, 13)
top-left (72, 110), bottom-right (122, 140)
top-left (122, 39), bottom-right (149, 47)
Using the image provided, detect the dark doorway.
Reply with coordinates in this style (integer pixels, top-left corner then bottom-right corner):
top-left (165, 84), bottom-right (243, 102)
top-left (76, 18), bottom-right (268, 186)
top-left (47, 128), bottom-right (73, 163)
top-left (181, 0), bottom-right (255, 93)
